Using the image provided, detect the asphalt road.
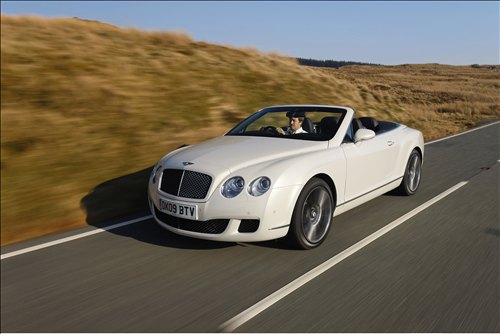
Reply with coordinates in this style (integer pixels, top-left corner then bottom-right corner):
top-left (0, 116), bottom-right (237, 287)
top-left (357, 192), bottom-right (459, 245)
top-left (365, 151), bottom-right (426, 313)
top-left (2, 122), bottom-right (499, 333)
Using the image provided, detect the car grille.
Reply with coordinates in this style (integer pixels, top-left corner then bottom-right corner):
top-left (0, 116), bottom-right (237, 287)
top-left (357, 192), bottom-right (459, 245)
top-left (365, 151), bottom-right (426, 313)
top-left (154, 206), bottom-right (229, 234)
top-left (160, 169), bottom-right (212, 199)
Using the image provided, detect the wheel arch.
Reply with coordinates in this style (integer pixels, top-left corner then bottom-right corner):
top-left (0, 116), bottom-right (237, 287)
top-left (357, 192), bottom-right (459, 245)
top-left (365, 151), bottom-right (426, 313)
top-left (312, 173), bottom-right (337, 205)
top-left (413, 146), bottom-right (423, 163)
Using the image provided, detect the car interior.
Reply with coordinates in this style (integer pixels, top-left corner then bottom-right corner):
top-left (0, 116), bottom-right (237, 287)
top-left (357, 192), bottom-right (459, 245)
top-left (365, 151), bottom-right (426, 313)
top-left (229, 108), bottom-right (399, 142)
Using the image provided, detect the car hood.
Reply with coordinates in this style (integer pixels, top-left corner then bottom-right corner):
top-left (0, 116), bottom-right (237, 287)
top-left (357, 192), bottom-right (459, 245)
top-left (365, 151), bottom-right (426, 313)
top-left (164, 135), bottom-right (327, 173)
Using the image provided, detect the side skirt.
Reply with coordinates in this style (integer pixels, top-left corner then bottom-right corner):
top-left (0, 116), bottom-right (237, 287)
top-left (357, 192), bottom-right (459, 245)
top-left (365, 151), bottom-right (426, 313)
top-left (334, 177), bottom-right (403, 217)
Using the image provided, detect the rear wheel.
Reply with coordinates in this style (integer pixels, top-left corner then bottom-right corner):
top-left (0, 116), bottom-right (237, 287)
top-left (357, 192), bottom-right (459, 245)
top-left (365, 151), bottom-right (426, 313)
top-left (286, 178), bottom-right (334, 249)
top-left (397, 149), bottom-right (422, 195)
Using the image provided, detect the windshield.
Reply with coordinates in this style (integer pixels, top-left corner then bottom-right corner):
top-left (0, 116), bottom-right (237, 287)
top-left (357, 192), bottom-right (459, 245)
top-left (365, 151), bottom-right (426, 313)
top-left (226, 106), bottom-right (346, 141)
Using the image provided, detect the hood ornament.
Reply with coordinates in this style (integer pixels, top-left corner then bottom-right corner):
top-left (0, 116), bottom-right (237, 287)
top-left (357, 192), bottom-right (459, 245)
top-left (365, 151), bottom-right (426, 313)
top-left (182, 162), bottom-right (194, 166)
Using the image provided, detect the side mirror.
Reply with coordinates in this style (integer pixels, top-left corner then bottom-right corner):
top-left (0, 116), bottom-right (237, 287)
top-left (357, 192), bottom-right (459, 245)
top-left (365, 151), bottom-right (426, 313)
top-left (354, 129), bottom-right (376, 143)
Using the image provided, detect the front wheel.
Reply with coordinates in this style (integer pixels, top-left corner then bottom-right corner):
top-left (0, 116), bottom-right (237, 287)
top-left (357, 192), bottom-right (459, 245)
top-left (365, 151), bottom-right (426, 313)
top-left (286, 178), bottom-right (335, 249)
top-left (397, 149), bottom-right (422, 196)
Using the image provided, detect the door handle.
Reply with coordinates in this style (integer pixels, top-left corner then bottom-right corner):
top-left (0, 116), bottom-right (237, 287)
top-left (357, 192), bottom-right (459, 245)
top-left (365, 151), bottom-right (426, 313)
top-left (387, 140), bottom-right (395, 146)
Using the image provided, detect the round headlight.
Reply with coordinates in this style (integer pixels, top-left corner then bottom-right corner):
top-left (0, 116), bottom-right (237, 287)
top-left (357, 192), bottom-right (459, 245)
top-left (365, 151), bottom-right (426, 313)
top-left (221, 176), bottom-right (245, 198)
top-left (151, 165), bottom-right (162, 184)
top-left (248, 177), bottom-right (271, 196)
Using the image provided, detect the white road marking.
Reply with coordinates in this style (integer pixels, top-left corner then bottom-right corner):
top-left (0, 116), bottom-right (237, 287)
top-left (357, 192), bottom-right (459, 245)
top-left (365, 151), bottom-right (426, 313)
top-left (219, 181), bottom-right (469, 332)
top-left (425, 120), bottom-right (500, 145)
top-left (0, 215), bottom-right (153, 260)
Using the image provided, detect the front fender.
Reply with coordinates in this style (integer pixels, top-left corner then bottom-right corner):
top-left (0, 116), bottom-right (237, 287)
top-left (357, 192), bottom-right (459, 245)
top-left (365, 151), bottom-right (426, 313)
top-left (227, 145), bottom-right (347, 206)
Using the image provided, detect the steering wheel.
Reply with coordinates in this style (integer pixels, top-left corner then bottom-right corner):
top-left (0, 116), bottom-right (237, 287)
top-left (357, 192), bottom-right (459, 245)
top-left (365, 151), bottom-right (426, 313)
top-left (260, 126), bottom-right (280, 134)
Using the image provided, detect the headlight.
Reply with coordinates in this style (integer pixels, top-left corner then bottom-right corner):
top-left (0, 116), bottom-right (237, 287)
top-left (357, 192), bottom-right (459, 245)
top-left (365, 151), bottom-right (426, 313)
top-left (221, 176), bottom-right (245, 198)
top-left (248, 176), bottom-right (271, 196)
top-left (151, 165), bottom-right (162, 184)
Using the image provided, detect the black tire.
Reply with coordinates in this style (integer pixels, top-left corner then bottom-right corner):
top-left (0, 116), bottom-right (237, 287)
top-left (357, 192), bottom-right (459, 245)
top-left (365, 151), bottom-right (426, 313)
top-left (286, 178), bottom-right (335, 249)
top-left (397, 149), bottom-right (422, 196)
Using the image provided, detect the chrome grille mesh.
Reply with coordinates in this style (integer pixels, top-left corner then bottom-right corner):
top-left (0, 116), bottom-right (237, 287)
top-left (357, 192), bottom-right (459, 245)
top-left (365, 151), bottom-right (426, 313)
top-left (160, 169), bottom-right (212, 199)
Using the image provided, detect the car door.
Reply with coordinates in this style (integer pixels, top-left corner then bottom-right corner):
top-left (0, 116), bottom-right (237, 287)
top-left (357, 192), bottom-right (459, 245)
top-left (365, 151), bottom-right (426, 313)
top-left (341, 131), bottom-right (399, 202)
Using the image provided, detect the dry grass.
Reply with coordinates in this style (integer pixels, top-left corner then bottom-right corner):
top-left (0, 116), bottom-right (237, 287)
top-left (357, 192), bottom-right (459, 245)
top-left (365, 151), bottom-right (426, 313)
top-left (1, 15), bottom-right (499, 245)
top-left (334, 64), bottom-right (500, 138)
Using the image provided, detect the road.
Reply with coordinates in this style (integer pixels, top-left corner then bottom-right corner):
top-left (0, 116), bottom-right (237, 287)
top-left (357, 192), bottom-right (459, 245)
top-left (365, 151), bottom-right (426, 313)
top-left (1, 122), bottom-right (499, 332)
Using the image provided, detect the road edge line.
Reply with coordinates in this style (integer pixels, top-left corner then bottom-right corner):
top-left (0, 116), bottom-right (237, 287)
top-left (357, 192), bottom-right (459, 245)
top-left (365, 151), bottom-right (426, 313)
top-left (0, 215), bottom-right (153, 260)
top-left (218, 181), bottom-right (469, 333)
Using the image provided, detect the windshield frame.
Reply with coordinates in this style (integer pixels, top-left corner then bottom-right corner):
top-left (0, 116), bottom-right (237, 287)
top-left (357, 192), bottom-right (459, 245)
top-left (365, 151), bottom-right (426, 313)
top-left (225, 105), bottom-right (347, 141)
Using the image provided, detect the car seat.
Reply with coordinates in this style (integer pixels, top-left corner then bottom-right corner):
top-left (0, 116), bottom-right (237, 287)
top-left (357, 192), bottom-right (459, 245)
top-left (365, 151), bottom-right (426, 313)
top-left (302, 117), bottom-right (314, 133)
top-left (318, 117), bottom-right (339, 138)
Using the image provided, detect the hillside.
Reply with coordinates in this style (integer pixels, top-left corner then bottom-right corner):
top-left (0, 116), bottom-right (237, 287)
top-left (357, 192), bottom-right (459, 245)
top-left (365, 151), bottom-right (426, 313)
top-left (335, 64), bottom-right (500, 139)
top-left (1, 15), bottom-right (499, 245)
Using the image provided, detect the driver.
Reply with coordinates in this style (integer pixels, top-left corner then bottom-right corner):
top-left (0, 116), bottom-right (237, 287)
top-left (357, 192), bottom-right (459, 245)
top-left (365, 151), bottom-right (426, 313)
top-left (277, 111), bottom-right (308, 135)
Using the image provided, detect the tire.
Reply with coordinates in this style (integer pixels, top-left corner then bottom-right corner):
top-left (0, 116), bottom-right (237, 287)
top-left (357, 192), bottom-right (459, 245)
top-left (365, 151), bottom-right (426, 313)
top-left (286, 178), bottom-right (335, 249)
top-left (397, 149), bottom-right (422, 196)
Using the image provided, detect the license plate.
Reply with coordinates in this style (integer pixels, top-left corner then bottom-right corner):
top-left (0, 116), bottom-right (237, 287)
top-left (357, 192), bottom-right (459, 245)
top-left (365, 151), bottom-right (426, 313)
top-left (159, 198), bottom-right (197, 220)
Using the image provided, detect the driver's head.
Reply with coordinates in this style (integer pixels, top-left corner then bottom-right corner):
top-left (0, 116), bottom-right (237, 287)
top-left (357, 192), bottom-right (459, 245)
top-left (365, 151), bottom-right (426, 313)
top-left (286, 111), bottom-right (306, 131)
top-left (289, 117), bottom-right (304, 131)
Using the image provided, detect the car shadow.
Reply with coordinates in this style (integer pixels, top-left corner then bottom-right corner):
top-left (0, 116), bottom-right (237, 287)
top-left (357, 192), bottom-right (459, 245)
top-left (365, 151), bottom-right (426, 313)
top-left (80, 166), bottom-right (234, 250)
top-left (383, 188), bottom-right (403, 197)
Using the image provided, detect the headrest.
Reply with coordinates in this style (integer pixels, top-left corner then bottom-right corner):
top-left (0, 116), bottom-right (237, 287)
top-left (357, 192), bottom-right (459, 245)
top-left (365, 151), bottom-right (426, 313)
top-left (302, 118), bottom-right (314, 133)
top-left (320, 116), bottom-right (338, 128)
top-left (286, 111), bottom-right (306, 118)
top-left (319, 117), bottom-right (339, 138)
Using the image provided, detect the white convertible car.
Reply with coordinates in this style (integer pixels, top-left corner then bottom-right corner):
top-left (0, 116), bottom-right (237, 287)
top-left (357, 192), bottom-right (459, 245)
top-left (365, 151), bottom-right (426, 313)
top-left (148, 105), bottom-right (424, 249)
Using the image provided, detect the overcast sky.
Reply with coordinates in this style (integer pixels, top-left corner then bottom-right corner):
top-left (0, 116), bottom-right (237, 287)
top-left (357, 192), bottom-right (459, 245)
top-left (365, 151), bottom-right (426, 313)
top-left (2, 1), bottom-right (499, 65)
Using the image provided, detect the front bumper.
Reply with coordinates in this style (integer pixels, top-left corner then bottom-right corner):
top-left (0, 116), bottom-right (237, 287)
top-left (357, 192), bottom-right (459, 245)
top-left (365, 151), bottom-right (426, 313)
top-left (148, 182), bottom-right (302, 242)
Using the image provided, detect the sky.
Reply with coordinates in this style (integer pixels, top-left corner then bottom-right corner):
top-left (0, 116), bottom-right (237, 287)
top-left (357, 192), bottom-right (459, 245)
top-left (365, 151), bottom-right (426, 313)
top-left (1, 1), bottom-right (499, 65)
